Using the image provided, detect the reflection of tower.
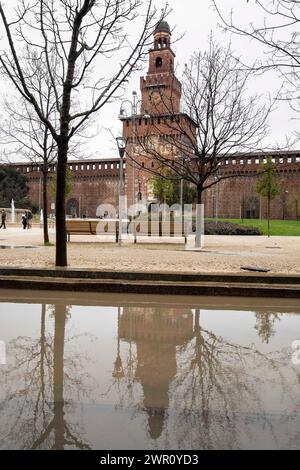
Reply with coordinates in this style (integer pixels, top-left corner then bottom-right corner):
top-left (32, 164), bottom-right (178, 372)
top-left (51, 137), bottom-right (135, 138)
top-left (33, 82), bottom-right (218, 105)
top-left (119, 307), bottom-right (193, 440)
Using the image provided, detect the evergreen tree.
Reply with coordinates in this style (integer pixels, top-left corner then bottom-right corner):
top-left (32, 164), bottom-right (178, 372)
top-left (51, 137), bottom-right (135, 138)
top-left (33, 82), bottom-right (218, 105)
top-left (0, 167), bottom-right (29, 207)
top-left (256, 157), bottom-right (281, 237)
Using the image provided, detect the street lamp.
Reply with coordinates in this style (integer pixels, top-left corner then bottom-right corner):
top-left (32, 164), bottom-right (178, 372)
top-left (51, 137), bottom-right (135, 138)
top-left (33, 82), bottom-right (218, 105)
top-left (214, 173), bottom-right (219, 225)
top-left (180, 156), bottom-right (186, 212)
top-left (119, 91), bottom-right (140, 210)
top-left (119, 91), bottom-right (150, 210)
top-left (282, 189), bottom-right (288, 220)
top-left (116, 136), bottom-right (127, 246)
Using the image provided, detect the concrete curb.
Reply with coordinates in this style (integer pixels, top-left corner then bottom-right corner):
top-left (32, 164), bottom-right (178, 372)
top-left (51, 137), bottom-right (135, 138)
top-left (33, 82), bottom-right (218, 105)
top-left (0, 266), bottom-right (300, 283)
top-left (0, 267), bottom-right (299, 297)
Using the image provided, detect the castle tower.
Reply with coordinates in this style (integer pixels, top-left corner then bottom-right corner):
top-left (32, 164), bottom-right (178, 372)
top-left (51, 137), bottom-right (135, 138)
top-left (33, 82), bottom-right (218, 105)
top-left (140, 21), bottom-right (182, 116)
top-left (121, 21), bottom-right (197, 208)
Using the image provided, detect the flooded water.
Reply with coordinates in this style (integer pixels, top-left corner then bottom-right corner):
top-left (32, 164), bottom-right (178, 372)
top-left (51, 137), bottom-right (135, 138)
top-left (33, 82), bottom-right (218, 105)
top-left (0, 290), bottom-right (299, 450)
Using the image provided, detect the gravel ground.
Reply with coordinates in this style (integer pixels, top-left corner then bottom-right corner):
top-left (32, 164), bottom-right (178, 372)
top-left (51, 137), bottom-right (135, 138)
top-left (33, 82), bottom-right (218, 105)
top-left (0, 227), bottom-right (299, 274)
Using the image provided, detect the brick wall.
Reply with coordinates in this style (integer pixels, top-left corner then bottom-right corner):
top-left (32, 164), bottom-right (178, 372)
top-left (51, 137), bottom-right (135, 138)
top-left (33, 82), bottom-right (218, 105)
top-left (203, 152), bottom-right (300, 220)
top-left (6, 159), bottom-right (120, 217)
top-left (2, 152), bottom-right (300, 221)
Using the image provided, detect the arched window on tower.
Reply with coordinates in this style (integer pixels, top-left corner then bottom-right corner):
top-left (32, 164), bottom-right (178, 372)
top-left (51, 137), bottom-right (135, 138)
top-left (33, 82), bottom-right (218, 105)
top-left (156, 57), bottom-right (162, 68)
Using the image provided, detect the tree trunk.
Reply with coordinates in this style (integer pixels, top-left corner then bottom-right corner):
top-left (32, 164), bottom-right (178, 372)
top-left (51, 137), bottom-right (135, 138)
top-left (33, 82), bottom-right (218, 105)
top-left (53, 303), bottom-right (66, 449)
top-left (42, 170), bottom-right (49, 244)
top-left (40, 303), bottom-right (46, 399)
top-left (55, 141), bottom-right (68, 266)
top-left (267, 195), bottom-right (270, 238)
top-left (195, 186), bottom-right (204, 248)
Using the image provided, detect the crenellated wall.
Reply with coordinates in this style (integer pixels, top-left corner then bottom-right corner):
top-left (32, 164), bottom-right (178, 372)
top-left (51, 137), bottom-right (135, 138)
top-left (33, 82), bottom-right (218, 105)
top-left (2, 150), bottom-right (300, 220)
top-left (5, 158), bottom-right (121, 217)
top-left (203, 152), bottom-right (300, 220)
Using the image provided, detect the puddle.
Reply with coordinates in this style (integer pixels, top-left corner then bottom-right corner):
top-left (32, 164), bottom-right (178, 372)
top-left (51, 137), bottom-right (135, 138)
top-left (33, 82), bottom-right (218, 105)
top-left (0, 291), bottom-right (299, 450)
top-left (0, 245), bottom-right (37, 249)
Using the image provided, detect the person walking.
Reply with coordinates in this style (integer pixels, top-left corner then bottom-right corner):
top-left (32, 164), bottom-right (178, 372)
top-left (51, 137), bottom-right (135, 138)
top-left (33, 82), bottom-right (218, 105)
top-left (0, 209), bottom-right (7, 229)
top-left (21, 213), bottom-right (27, 230)
top-left (26, 210), bottom-right (32, 229)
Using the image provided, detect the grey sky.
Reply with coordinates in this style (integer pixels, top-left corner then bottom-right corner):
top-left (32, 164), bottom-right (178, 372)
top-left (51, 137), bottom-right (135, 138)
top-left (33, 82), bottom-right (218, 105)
top-left (0, 0), bottom-right (295, 160)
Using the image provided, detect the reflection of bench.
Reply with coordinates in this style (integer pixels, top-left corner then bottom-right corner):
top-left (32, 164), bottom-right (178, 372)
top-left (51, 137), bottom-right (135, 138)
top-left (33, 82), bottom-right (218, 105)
top-left (66, 219), bottom-right (119, 242)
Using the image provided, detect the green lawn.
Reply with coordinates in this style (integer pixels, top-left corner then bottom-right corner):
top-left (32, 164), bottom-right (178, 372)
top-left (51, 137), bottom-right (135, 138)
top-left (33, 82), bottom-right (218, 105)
top-left (208, 218), bottom-right (300, 236)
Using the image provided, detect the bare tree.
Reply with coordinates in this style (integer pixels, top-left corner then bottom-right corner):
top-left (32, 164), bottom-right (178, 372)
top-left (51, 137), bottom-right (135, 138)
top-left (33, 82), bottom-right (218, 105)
top-left (0, 52), bottom-right (88, 244)
top-left (133, 39), bottom-right (272, 246)
top-left (0, 92), bottom-right (56, 244)
top-left (213, 1), bottom-right (300, 130)
top-left (0, 0), bottom-right (165, 266)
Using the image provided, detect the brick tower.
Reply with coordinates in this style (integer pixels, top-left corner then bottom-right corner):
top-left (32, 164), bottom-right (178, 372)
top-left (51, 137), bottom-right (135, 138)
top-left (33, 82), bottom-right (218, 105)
top-left (121, 20), bottom-right (197, 208)
top-left (140, 20), bottom-right (182, 116)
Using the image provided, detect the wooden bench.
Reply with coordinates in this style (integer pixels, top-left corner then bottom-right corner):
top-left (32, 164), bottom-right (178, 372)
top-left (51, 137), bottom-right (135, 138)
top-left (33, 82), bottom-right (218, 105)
top-left (133, 218), bottom-right (187, 244)
top-left (66, 219), bottom-right (119, 242)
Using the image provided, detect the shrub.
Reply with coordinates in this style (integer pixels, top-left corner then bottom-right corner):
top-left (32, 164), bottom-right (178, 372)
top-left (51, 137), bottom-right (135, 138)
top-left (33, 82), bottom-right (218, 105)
top-left (203, 220), bottom-right (261, 235)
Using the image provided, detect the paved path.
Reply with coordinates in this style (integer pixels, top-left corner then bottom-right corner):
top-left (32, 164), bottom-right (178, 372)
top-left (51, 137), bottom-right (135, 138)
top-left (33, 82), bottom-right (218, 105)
top-left (0, 227), bottom-right (299, 273)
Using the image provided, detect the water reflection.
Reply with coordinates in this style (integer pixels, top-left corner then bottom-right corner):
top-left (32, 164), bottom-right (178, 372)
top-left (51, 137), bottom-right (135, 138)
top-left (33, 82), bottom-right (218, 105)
top-left (0, 293), bottom-right (299, 450)
top-left (111, 306), bottom-right (299, 449)
top-left (119, 306), bottom-right (193, 440)
top-left (0, 303), bottom-right (92, 449)
top-left (254, 310), bottom-right (281, 344)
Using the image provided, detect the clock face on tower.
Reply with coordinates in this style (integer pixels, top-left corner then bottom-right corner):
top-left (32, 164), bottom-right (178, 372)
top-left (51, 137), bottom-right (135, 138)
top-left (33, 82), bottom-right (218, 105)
top-left (150, 90), bottom-right (162, 107)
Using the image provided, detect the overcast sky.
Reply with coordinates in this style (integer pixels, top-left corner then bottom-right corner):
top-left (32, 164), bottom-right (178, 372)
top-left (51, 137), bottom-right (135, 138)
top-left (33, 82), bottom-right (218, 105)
top-left (0, 0), bottom-right (296, 160)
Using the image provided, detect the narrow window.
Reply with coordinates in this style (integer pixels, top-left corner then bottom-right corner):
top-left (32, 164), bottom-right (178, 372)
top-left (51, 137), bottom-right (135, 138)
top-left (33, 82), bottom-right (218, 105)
top-left (156, 57), bottom-right (162, 68)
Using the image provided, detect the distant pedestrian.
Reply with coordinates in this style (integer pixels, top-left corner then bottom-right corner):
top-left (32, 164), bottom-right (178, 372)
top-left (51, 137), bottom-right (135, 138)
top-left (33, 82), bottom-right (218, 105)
top-left (0, 209), bottom-right (6, 229)
top-left (21, 213), bottom-right (27, 230)
top-left (26, 210), bottom-right (32, 229)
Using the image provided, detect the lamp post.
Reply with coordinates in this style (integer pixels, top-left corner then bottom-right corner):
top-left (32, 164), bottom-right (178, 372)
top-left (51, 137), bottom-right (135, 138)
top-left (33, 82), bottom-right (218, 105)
top-left (214, 169), bottom-right (220, 224)
top-left (119, 91), bottom-right (140, 210)
top-left (116, 137), bottom-right (126, 246)
top-left (180, 155), bottom-right (186, 212)
top-left (282, 190), bottom-right (288, 220)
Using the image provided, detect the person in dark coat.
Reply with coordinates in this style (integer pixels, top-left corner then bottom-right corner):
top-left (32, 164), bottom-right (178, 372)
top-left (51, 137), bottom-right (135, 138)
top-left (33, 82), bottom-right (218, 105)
top-left (0, 209), bottom-right (7, 229)
top-left (21, 213), bottom-right (27, 230)
top-left (26, 210), bottom-right (32, 229)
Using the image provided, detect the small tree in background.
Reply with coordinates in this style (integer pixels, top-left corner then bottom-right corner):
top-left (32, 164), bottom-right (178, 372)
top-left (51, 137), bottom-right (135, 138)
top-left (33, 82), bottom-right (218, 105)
top-left (151, 171), bottom-right (196, 207)
top-left (151, 173), bottom-right (174, 207)
top-left (0, 167), bottom-right (37, 213)
top-left (256, 157), bottom-right (281, 237)
top-left (0, 167), bottom-right (28, 207)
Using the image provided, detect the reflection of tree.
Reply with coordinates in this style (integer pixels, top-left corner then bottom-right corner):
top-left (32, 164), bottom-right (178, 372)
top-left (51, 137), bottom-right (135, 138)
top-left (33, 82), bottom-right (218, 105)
top-left (172, 309), bottom-right (288, 449)
top-left (106, 306), bottom-right (293, 449)
top-left (0, 303), bottom-right (92, 449)
top-left (254, 311), bottom-right (281, 344)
